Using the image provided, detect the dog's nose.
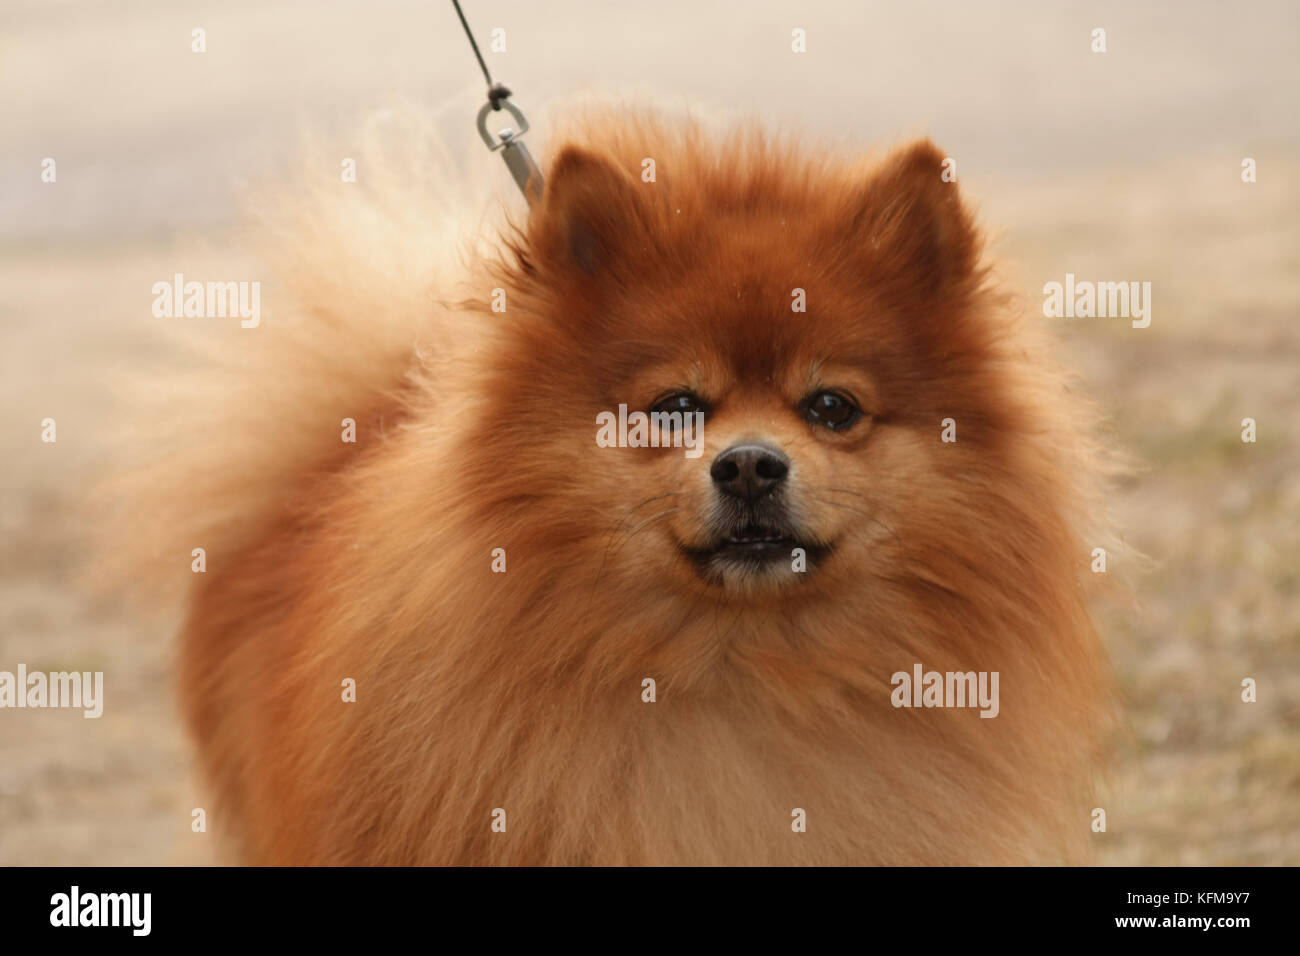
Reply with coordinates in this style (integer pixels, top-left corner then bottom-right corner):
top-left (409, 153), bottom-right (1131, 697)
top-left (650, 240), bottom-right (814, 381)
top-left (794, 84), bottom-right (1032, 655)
top-left (710, 443), bottom-right (790, 501)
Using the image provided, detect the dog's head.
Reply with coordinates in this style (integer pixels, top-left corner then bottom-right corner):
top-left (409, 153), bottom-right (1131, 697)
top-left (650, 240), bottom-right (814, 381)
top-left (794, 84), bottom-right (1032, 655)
top-left (476, 126), bottom-right (1047, 606)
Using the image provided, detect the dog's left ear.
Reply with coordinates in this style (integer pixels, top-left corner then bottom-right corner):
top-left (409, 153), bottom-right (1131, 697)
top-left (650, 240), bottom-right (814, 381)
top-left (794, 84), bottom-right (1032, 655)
top-left (847, 139), bottom-right (981, 295)
top-left (532, 146), bottom-right (647, 275)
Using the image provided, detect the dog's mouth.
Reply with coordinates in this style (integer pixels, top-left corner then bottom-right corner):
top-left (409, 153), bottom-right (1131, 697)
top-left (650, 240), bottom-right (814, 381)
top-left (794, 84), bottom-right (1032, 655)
top-left (715, 524), bottom-right (798, 556)
top-left (681, 521), bottom-right (833, 576)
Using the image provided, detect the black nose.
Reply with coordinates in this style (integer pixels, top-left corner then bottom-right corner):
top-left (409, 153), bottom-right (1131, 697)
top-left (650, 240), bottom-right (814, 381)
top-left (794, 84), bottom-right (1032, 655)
top-left (710, 443), bottom-right (790, 502)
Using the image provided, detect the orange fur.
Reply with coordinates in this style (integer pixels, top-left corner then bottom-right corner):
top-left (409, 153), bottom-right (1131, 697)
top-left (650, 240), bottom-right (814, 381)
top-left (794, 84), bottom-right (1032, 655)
top-left (113, 108), bottom-right (1117, 864)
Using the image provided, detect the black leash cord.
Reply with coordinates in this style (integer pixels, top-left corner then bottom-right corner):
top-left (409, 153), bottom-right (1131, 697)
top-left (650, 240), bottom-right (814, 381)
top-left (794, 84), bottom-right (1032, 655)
top-left (449, 0), bottom-right (544, 201)
top-left (451, 0), bottom-right (511, 110)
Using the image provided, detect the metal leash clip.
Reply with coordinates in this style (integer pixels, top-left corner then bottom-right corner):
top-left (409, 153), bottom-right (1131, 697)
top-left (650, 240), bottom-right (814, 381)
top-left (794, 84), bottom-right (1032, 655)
top-left (476, 95), bottom-right (544, 204)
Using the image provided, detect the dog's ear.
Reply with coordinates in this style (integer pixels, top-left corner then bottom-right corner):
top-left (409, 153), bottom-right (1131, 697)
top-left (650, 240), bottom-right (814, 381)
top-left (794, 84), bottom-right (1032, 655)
top-left (847, 139), bottom-right (981, 295)
top-left (533, 146), bottom-right (646, 274)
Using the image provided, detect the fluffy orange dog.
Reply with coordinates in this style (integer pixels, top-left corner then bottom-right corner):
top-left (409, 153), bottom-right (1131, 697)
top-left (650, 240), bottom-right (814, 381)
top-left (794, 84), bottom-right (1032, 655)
top-left (116, 109), bottom-right (1114, 864)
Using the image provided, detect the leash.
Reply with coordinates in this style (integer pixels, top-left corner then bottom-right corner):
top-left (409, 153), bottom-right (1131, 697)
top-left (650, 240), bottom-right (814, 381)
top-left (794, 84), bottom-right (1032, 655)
top-left (450, 0), bottom-right (544, 204)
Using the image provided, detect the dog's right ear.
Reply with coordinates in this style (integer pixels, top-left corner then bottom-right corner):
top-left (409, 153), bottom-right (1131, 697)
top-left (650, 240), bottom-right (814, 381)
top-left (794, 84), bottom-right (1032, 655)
top-left (532, 146), bottom-right (646, 275)
top-left (844, 139), bottom-right (982, 300)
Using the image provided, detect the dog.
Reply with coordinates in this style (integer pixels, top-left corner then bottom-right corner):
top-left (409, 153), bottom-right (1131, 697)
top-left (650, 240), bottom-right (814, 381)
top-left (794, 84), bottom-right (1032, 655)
top-left (105, 107), bottom-right (1116, 864)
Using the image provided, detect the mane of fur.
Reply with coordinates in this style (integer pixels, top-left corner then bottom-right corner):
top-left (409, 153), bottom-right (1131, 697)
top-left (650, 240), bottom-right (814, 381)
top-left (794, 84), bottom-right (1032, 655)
top-left (100, 106), bottom-right (1118, 865)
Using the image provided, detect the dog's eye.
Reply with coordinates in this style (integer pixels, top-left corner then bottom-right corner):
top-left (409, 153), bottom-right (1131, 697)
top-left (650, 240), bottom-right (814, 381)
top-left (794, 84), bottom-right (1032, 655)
top-left (650, 391), bottom-right (708, 418)
top-left (802, 390), bottom-right (862, 431)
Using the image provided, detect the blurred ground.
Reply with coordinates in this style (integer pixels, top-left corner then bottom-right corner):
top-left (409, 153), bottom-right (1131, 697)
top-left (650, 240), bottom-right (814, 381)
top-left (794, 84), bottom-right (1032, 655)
top-left (1, 0), bottom-right (1297, 864)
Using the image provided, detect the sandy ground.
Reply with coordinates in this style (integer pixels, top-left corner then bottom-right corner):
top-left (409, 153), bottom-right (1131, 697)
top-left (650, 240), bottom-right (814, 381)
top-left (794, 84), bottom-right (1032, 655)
top-left (1, 0), bottom-right (1297, 865)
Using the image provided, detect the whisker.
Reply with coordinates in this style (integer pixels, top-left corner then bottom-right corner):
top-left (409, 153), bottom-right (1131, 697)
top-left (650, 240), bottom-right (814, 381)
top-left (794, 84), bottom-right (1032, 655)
top-left (578, 498), bottom-right (684, 634)
top-left (809, 493), bottom-right (906, 552)
top-left (591, 491), bottom-right (684, 570)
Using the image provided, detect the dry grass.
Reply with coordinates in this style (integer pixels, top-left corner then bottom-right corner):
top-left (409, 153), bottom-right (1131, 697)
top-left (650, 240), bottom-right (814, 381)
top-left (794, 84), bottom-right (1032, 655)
top-left (988, 158), bottom-right (1300, 864)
